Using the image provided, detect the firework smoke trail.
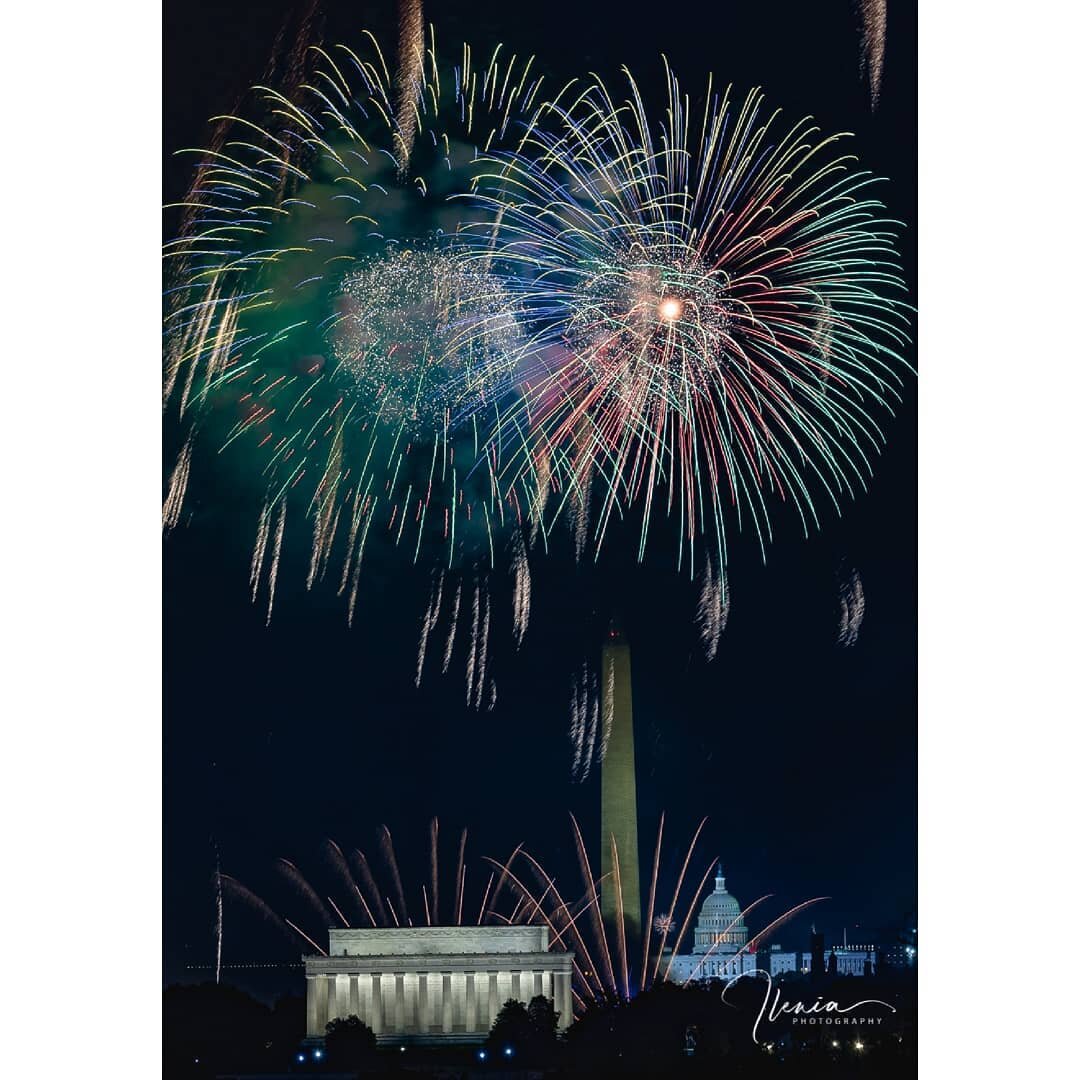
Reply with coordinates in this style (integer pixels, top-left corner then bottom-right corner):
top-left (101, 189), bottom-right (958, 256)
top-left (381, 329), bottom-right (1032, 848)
top-left (659, 855), bottom-right (721, 983)
top-left (164, 32), bottom-right (568, 701)
top-left (476, 871), bottom-right (494, 924)
top-left (569, 813), bottom-right (617, 996)
top-left (323, 839), bottom-right (370, 926)
top-left (221, 874), bottom-right (326, 954)
top-left (477, 589), bottom-right (492, 707)
top-left (482, 847), bottom-right (606, 1002)
top-left (734, 897), bottom-right (831, 965)
top-left (639, 812), bottom-right (664, 992)
top-left (415, 570), bottom-right (445, 686)
top-left (859, 1), bottom-right (887, 111)
top-left (349, 849), bottom-right (388, 925)
top-left (455, 828), bottom-right (468, 925)
top-left (571, 479), bottom-right (591, 562)
top-left (696, 556), bottom-right (730, 661)
top-left (511, 533), bottom-right (531, 646)
top-left (250, 498), bottom-right (271, 600)
top-left (286, 918), bottom-right (329, 955)
top-left (568, 663), bottom-right (601, 781)
top-left (465, 70), bottom-right (910, 579)
top-left (394, 0), bottom-right (424, 174)
top-left (215, 849), bottom-right (224, 984)
top-left (326, 895), bottom-right (351, 927)
top-left (442, 581), bottom-right (462, 673)
top-left (277, 858), bottom-right (334, 927)
top-left (649, 817), bottom-right (709, 987)
top-left (609, 835), bottom-right (631, 1001)
top-left (266, 500), bottom-right (287, 626)
top-left (379, 826), bottom-right (410, 926)
top-left (569, 669), bottom-right (583, 778)
top-left (838, 565), bottom-right (866, 646)
top-left (162, 436), bottom-right (193, 530)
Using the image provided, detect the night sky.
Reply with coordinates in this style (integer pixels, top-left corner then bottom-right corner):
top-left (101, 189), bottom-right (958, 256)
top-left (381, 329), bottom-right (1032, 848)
top-left (164, 0), bottom-right (916, 997)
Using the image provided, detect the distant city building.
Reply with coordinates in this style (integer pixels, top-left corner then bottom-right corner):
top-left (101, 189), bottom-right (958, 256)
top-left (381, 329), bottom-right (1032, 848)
top-left (670, 875), bottom-right (879, 982)
top-left (304, 926), bottom-right (574, 1045)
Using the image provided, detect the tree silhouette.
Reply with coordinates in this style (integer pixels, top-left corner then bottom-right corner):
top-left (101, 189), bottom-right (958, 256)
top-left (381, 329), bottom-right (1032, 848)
top-left (325, 1014), bottom-right (376, 1068)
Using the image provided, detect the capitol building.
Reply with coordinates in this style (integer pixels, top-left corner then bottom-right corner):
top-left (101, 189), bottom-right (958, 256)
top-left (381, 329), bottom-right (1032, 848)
top-left (667, 867), bottom-right (760, 982)
top-left (669, 867), bottom-right (877, 982)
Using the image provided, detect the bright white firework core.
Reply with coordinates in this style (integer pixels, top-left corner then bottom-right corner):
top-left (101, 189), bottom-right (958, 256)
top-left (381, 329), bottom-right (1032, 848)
top-left (658, 296), bottom-right (684, 322)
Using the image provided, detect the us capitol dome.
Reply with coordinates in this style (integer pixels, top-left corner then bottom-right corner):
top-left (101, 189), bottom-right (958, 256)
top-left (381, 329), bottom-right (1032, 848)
top-left (668, 866), bottom-right (881, 983)
top-left (693, 866), bottom-right (750, 954)
top-left (667, 866), bottom-right (759, 982)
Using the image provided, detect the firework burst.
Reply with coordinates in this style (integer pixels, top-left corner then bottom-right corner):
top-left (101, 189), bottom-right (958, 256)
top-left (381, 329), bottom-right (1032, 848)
top-left (163, 29), bottom-right (570, 694)
top-left (465, 67), bottom-right (910, 581)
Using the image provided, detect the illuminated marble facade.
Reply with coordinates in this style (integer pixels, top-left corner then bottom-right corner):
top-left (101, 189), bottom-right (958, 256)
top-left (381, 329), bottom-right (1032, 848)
top-left (304, 926), bottom-right (574, 1045)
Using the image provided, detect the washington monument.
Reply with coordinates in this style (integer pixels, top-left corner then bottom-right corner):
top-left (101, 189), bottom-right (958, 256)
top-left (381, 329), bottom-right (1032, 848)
top-left (600, 618), bottom-right (641, 941)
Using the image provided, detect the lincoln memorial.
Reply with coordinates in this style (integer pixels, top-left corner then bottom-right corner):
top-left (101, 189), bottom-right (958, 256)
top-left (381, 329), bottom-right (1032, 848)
top-left (304, 926), bottom-right (575, 1045)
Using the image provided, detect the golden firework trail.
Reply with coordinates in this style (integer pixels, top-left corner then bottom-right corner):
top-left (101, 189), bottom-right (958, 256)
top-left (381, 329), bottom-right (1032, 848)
top-left (163, 30), bottom-right (570, 705)
top-left (162, 435), bottom-right (192, 529)
top-left (859, 1), bottom-right (887, 111)
top-left (394, 0), bottom-right (425, 174)
top-left (511, 531), bottom-right (531, 646)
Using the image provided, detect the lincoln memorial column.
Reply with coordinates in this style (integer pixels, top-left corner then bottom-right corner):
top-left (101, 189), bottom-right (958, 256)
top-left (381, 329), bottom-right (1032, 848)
top-left (428, 971), bottom-right (443, 1033)
top-left (394, 973), bottom-right (406, 1033)
top-left (359, 973), bottom-right (373, 1029)
top-left (496, 970), bottom-right (512, 1011)
top-left (417, 972), bottom-right (430, 1033)
top-left (541, 970), bottom-right (553, 1001)
top-left (334, 974), bottom-right (350, 1022)
top-left (442, 973), bottom-right (454, 1033)
top-left (370, 974), bottom-right (383, 1034)
top-left (465, 973), bottom-right (477, 1032)
top-left (555, 971), bottom-right (572, 1029)
top-left (326, 975), bottom-right (338, 1024)
top-left (475, 972), bottom-right (489, 1033)
top-left (488, 971), bottom-right (499, 1027)
top-left (348, 974), bottom-right (359, 1018)
top-left (450, 972), bottom-right (466, 1032)
top-left (315, 974), bottom-right (329, 1035)
top-left (403, 972), bottom-right (419, 1032)
top-left (306, 977), bottom-right (318, 1037)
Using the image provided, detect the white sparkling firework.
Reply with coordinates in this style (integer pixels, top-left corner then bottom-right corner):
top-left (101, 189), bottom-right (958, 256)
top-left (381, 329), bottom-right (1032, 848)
top-left (511, 533), bottom-right (531, 647)
top-left (837, 565), bottom-right (866, 646)
top-left (859, 0), bottom-right (887, 110)
top-left (696, 557), bottom-right (730, 662)
top-left (442, 581), bottom-right (462, 673)
top-left (215, 850), bottom-right (224, 985)
top-left (653, 912), bottom-right (674, 935)
top-left (415, 570), bottom-right (445, 686)
top-left (599, 655), bottom-right (615, 765)
top-left (328, 246), bottom-right (522, 435)
top-left (162, 436), bottom-right (193, 529)
top-left (569, 663), bottom-right (601, 782)
top-left (265, 500), bottom-right (287, 626)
